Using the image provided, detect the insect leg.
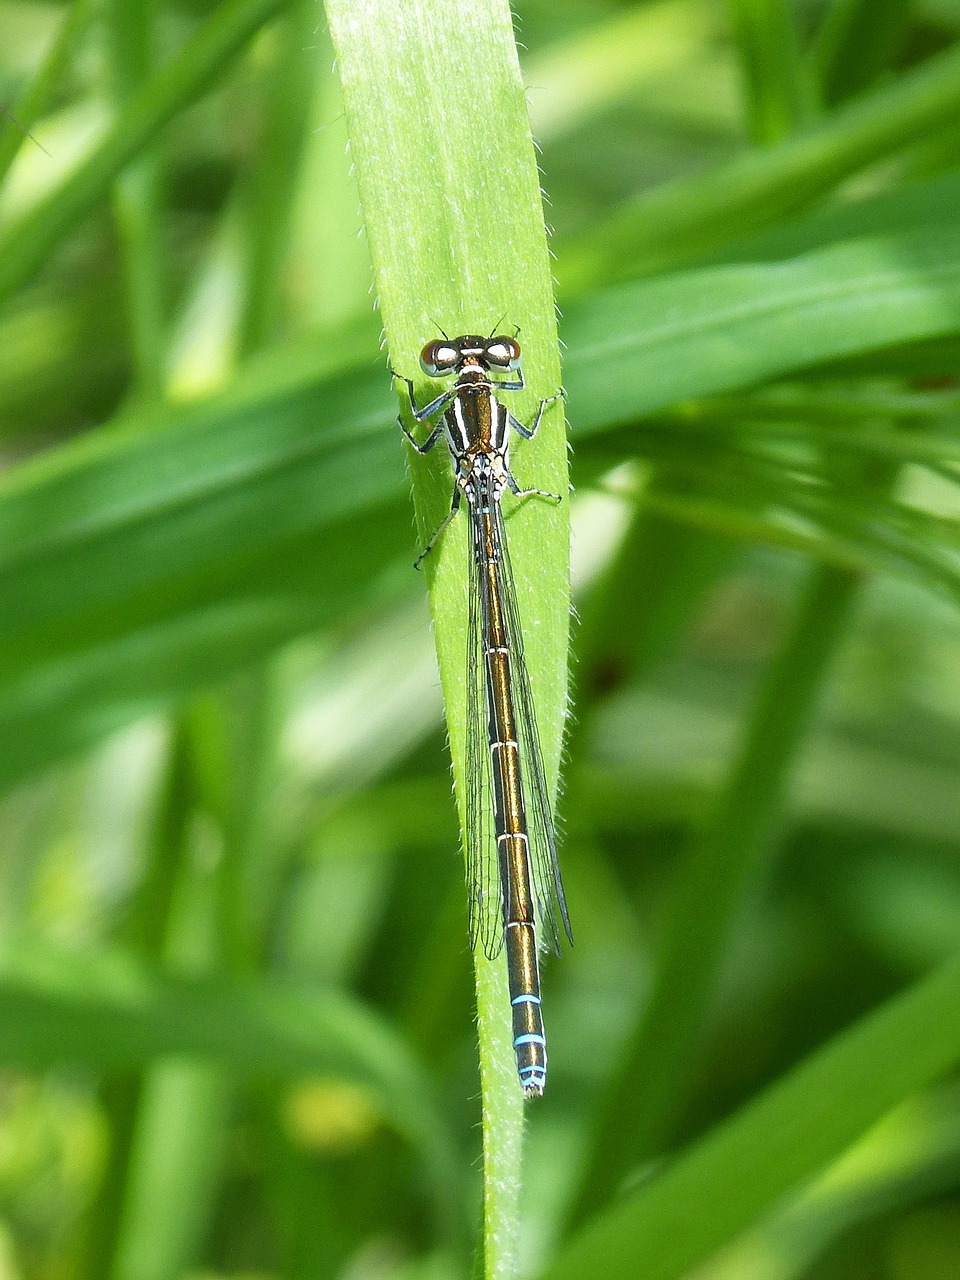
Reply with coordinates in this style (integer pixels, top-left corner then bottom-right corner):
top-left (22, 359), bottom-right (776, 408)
top-left (494, 367), bottom-right (525, 392)
top-left (399, 414), bottom-right (444, 455)
top-left (506, 473), bottom-right (562, 504)
top-left (391, 370), bottom-right (454, 421)
top-left (414, 485), bottom-right (463, 570)
top-left (509, 390), bottom-right (564, 441)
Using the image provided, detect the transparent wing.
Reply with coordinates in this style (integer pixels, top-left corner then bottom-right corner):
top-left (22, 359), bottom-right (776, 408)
top-left (465, 510), bottom-right (505, 959)
top-left (494, 505), bottom-right (573, 957)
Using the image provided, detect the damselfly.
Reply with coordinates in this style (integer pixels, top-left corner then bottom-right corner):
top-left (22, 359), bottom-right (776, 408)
top-left (394, 333), bottom-right (573, 1097)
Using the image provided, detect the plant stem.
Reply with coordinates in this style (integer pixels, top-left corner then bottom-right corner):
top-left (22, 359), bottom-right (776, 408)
top-left (0, 0), bottom-right (289, 306)
top-left (237, 0), bottom-right (316, 357)
top-left (727, 0), bottom-right (817, 143)
top-left (0, 0), bottom-right (97, 186)
top-left (107, 0), bottom-right (166, 401)
top-left (325, 3), bottom-right (568, 1273)
top-left (570, 561), bottom-right (860, 1224)
top-left (559, 35), bottom-right (960, 289)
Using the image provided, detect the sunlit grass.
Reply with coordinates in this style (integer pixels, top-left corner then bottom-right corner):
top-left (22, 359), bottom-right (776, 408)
top-left (2, 1), bottom-right (960, 1278)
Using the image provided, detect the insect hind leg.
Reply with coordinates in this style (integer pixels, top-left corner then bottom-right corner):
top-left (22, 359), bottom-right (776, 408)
top-left (506, 473), bottom-right (562, 505)
top-left (414, 486), bottom-right (462, 569)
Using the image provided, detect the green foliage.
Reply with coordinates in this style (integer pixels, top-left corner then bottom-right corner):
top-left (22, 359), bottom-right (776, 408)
top-left (3, 0), bottom-right (960, 1278)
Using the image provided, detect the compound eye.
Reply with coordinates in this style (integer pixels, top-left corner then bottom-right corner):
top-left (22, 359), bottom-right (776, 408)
top-left (420, 341), bottom-right (459, 376)
top-left (486, 336), bottom-right (521, 369)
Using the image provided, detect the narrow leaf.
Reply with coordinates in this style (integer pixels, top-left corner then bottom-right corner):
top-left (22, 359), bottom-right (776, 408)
top-left (546, 952), bottom-right (960, 1280)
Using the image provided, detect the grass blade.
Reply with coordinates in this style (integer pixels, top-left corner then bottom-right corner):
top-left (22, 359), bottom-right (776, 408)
top-left (546, 950), bottom-right (960, 1280)
top-left (570, 562), bottom-right (861, 1222)
top-left (558, 37), bottom-right (960, 288)
top-left (324, 3), bottom-right (569, 1274)
top-left (0, 0), bottom-right (288, 306)
top-left (3, 219), bottom-right (960, 788)
top-left (0, 940), bottom-right (462, 1235)
top-left (0, 0), bottom-right (97, 187)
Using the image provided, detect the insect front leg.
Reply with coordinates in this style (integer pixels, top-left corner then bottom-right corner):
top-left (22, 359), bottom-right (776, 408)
top-left (391, 369), bottom-right (454, 422)
top-left (392, 369), bottom-right (456, 453)
top-left (494, 367), bottom-right (525, 392)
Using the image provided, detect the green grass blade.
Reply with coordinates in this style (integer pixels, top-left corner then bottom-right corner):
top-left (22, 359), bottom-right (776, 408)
top-left (0, 940), bottom-right (461, 1234)
top-left (79, 727), bottom-right (195, 1280)
top-left (727, 0), bottom-right (817, 143)
top-left (636, 407), bottom-right (960, 470)
top-left (324, 3), bottom-right (568, 1273)
top-left (545, 950), bottom-right (960, 1280)
top-left (700, 1088), bottom-right (960, 1280)
top-left (562, 224), bottom-right (960, 431)
top-left (813, 0), bottom-right (909, 105)
top-left (107, 0), bottom-right (166, 400)
top-left (571, 562), bottom-right (861, 1222)
top-left (237, 0), bottom-right (317, 356)
top-left (522, 0), bottom-right (729, 144)
top-left (630, 456), bottom-right (960, 598)
top-left (110, 1063), bottom-right (230, 1280)
top-left (0, 357), bottom-right (400, 790)
top-left (2, 219), bottom-right (960, 789)
top-left (713, 167), bottom-right (960, 264)
top-left (0, 0), bottom-right (288, 307)
top-left (0, 0), bottom-right (97, 187)
top-left (558, 37), bottom-right (960, 289)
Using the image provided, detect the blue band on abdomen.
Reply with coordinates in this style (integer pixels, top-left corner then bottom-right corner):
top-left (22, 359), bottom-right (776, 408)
top-left (513, 1033), bottom-right (546, 1048)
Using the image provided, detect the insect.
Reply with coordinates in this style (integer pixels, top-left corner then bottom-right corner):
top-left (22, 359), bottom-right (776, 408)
top-left (394, 332), bottom-right (572, 1097)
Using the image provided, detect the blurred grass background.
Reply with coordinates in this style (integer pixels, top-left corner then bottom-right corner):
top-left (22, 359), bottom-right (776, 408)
top-left (3, 0), bottom-right (960, 1278)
